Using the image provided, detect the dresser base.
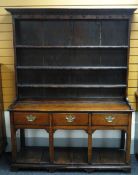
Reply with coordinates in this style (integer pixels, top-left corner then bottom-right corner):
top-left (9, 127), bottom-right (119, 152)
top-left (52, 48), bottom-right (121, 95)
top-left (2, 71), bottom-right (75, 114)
top-left (11, 163), bottom-right (131, 172)
top-left (9, 100), bottom-right (132, 172)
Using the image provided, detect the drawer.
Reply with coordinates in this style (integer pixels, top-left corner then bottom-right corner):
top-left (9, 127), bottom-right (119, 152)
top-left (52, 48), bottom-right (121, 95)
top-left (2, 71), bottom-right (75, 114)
top-left (14, 112), bottom-right (49, 125)
top-left (92, 113), bottom-right (129, 126)
top-left (53, 113), bottom-right (88, 126)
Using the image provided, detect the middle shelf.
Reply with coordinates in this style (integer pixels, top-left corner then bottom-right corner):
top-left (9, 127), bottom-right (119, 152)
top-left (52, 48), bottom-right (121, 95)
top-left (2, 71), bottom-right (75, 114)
top-left (17, 84), bottom-right (127, 88)
top-left (16, 66), bottom-right (127, 70)
top-left (16, 47), bottom-right (127, 67)
top-left (15, 45), bottom-right (128, 49)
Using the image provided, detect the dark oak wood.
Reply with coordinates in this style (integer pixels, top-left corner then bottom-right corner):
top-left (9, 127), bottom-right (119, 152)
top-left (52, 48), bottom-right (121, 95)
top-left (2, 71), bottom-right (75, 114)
top-left (11, 147), bottom-right (130, 171)
top-left (14, 112), bottom-right (50, 125)
top-left (16, 66), bottom-right (128, 70)
top-left (92, 148), bottom-right (126, 164)
top-left (13, 147), bottom-right (127, 165)
top-left (10, 112), bottom-right (17, 162)
top-left (17, 147), bottom-right (50, 163)
top-left (15, 45), bottom-right (128, 48)
top-left (0, 65), bottom-right (6, 155)
top-left (9, 100), bottom-right (132, 112)
top-left (92, 113), bottom-right (129, 126)
top-left (7, 8), bottom-right (135, 172)
top-left (53, 113), bottom-right (88, 126)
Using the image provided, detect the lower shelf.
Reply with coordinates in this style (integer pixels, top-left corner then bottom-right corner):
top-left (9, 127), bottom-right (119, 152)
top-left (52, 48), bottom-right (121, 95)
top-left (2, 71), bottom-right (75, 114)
top-left (13, 147), bottom-right (130, 171)
top-left (16, 147), bottom-right (50, 163)
top-left (92, 148), bottom-right (125, 164)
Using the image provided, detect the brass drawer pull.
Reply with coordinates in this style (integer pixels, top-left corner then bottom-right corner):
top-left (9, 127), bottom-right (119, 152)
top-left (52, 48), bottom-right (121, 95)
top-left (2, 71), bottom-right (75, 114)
top-left (65, 114), bottom-right (76, 123)
top-left (26, 115), bottom-right (36, 122)
top-left (105, 116), bottom-right (115, 123)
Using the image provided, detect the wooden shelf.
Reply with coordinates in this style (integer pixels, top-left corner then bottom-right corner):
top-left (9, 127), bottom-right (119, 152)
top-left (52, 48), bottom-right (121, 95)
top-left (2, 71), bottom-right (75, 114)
top-left (16, 66), bottom-right (127, 70)
top-left (54, 147), bottom-right (88, 164)
top-left (16, 146), bottom-right (125, 165)
top-left (16, 147), bottom-right (50, 163)
top-left (17, 84), bottom-right (127, 88)
top-left (92, 148), bottom-right (125, 164)
top-left (16, 45), bottom-right (128, 49)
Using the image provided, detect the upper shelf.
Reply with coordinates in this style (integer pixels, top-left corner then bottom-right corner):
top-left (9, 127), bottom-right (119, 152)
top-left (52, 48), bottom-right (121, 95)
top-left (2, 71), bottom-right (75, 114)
top-left (16, 45), bottom-right (128, 49)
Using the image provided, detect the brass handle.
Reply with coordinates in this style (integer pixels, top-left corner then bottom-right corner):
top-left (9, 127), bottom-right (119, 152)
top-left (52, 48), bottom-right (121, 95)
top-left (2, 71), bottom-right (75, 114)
top-left (65, 114), bottom-right (76, 123)
top-left (26, 115), bottom-right (36, 122)
top-left (105, 116), bottom-right (115, 123)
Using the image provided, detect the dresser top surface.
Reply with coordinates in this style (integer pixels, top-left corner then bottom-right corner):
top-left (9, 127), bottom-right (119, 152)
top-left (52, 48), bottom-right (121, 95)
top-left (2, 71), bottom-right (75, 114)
top-left (9, 99), bottom-right (132, 112)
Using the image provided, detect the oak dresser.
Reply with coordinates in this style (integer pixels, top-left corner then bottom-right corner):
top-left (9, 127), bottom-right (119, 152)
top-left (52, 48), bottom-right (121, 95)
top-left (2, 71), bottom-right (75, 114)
top-left (7, 8), bottom-right (135, 172)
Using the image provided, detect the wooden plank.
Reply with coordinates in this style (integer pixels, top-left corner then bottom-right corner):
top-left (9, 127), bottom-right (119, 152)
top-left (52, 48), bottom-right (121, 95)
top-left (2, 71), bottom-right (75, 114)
top-left (2, 100), bottom-right (137, 110)
top-left (1, 69), bottom-right (15, 74)
top-left (0, 57), bottom-right (14, 64)
top-left (0, 49), bottom-right (14, 56)
top-left (0, 0), bottom-right (138, 6)
top-left (132, 13), bottom-right (138, 22)
top-left (0, 32), bottom-right (13, 40)
top-left (128, 80), bottom-right (138, 87)
top-left (130, 48), bottom-right (138, 55)
top-left (1, 64), bottom-right (14, 72)
top-left (3, 85), bottom-right (137, 96)
top-left (131, 22), bottom-right (138, 31)
top-left (1, 72), bottom-right (15, 80)
top-left (0, 15), bottom-right (12, 24)
top-left (130, 31), bottom-right (138, 39)
top-left (130, 39), bottom-right (138, 47)
top-left (128, 71), bottom-right (138, 79)
top-left (3, 87), bottom-right (15, 96)
top-left (0, 41), bottom-right (13, 48)
top-left (1, 79), bottom-right (15, 87)
top-left (0, 24), bottom-right (12, 32)
top-left (3, 94), bottom-right (15, 102)
top-left (129, 56), bottom-right (138, 63)
top-left (128, 95), bottom-right (136, 103)
top-left (129, 64), bottom-right (138, 72)
top-left (128, 87), bottom-right (137, 95)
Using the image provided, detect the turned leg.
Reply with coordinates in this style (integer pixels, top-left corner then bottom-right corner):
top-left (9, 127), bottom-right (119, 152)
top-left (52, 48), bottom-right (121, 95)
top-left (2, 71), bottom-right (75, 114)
top-left (49, 129), bottom-right (54, 163)
top-left (126, 131), bottom-right (131, 163)
top-left (10, 112), bottom-right (17, 162)
top-left (126, 116), bottom-right (132, 163)
top-left (88, 130), bottom-right (92, 163)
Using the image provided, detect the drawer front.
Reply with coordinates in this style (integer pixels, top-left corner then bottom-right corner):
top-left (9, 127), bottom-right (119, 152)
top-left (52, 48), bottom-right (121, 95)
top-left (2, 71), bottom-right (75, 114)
top-left (92, 113), bottom-right (129, 126)
top-left (53, 113), bottom-right (88, 126)
top-left (14, 112), bottom-right (49, 125)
